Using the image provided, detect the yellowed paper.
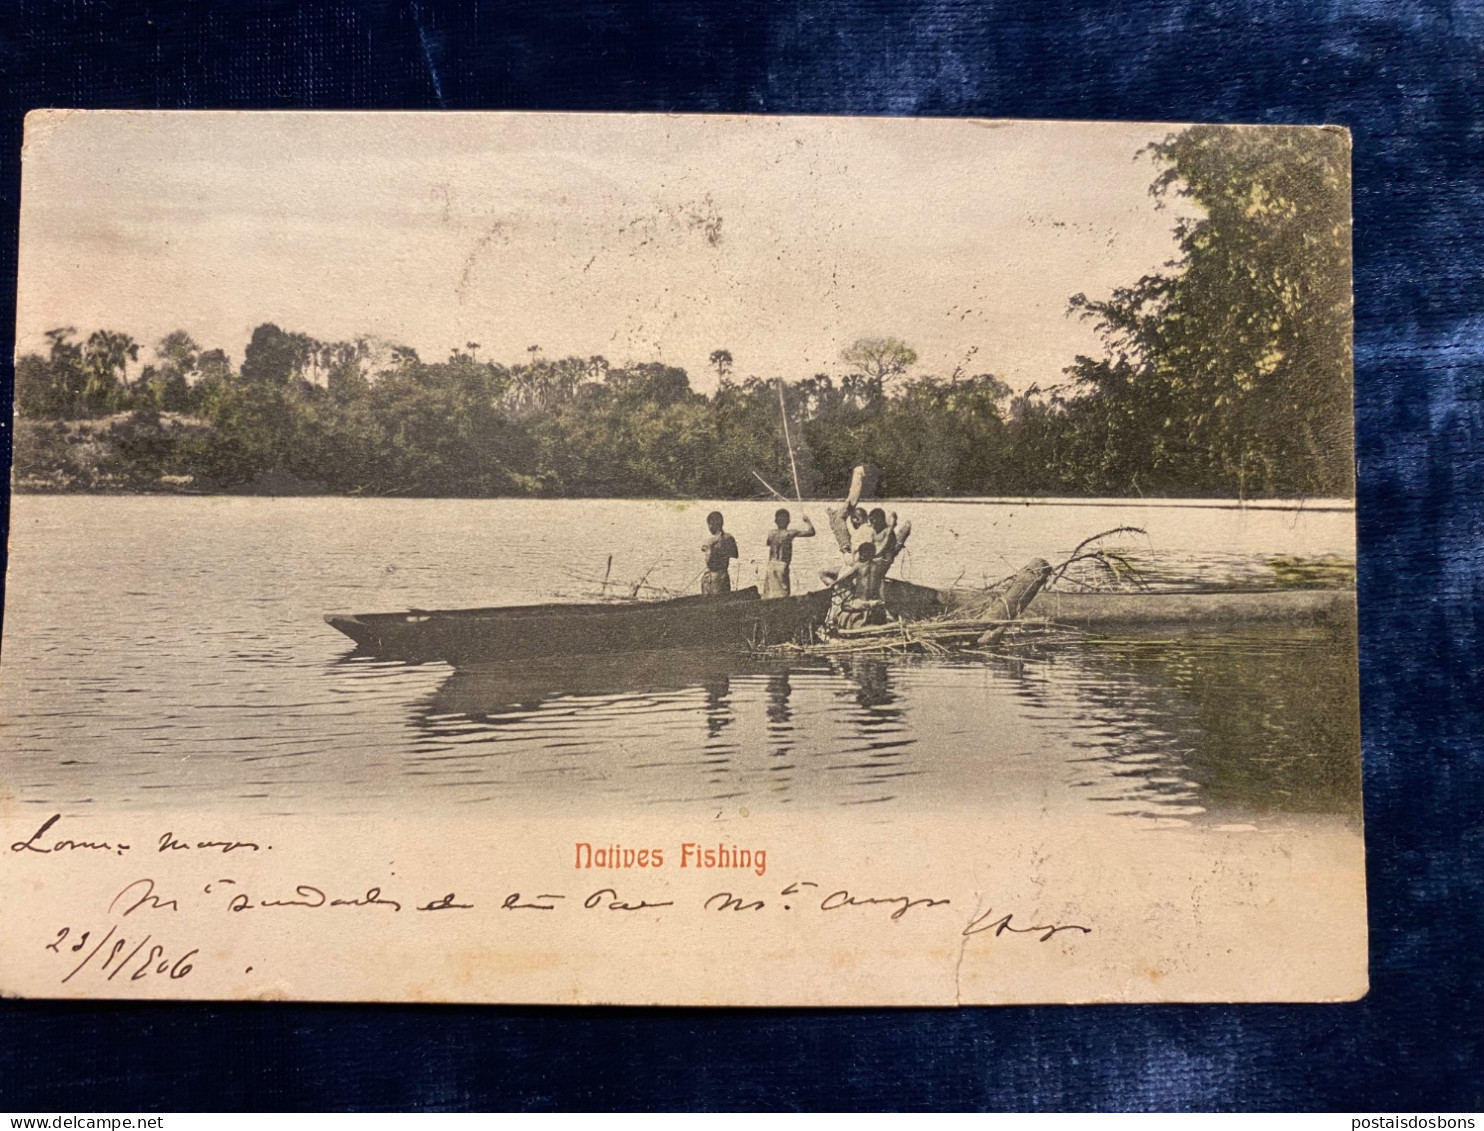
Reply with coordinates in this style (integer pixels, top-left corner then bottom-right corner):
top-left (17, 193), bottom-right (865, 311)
top-left (2, 111), bottom-right (1364, 1004)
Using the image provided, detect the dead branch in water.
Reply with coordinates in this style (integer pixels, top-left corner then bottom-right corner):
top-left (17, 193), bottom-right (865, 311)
top-left (1049, 526), bottom-right (1150, 590)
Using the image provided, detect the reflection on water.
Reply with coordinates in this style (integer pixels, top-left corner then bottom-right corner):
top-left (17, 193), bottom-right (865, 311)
top-left (1006, 629), bottom-right (1361, 820)
top-left (374, 630), bottom-right (1360, 822)
top-left (1072, 631), bottom-right (1361, 815)
top-left (397, 650), bottom-right (920, 812)
top-left (0, 496), bottom-right (1360, 822)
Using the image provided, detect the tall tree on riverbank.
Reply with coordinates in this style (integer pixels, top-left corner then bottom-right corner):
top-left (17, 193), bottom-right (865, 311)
top-left (1066, 125), bottom-right (1354, 497)
top-left (15, 327), bottom-right (140, 418)
top-left (841, 336), bottom-right (918, 385)
top-left (137, 330), bottom-right (202, 412)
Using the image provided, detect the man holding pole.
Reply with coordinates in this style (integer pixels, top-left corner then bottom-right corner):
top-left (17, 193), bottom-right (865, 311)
top-left (762, 509), bottom-right (816, 598)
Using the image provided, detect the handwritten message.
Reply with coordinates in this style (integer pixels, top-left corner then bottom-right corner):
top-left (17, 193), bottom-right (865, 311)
top-left (12, 813), bottom-right (1092, 994)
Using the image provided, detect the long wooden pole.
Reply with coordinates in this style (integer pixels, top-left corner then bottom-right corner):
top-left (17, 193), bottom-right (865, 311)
top-left (777, 378), bottom-right (803, 502)
top-left (751, 469), bottom-right (791, 502)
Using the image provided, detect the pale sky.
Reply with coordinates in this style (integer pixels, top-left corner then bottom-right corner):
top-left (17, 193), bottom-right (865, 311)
top-left (16, 111), bottom-right (1196, 393)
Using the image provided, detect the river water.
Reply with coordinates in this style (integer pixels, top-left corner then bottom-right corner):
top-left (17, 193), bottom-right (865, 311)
top-left (0, 495), bottom-right (1358, 826)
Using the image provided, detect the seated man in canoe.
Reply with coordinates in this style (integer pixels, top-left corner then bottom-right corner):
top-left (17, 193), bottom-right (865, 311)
top-left (821, 541), bottom-right (888, 632)
top-left (700, 511), bottom-right (739, 596)
top-left (763, 508), bottom-right (816, 599)
top-left (866, 506), bottom-right (911, 572)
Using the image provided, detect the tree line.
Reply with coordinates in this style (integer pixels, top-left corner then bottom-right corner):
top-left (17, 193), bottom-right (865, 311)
top-left (11, 125), bottom-right (1354, 500)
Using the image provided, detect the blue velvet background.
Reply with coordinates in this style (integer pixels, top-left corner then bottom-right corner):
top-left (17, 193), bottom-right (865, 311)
top-left (0, 0), bottom-right (1479, 1112)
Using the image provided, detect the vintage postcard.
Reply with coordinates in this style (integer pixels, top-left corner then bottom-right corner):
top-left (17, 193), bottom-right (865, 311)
top-left (1, 111), bottom-right (1363, 1004)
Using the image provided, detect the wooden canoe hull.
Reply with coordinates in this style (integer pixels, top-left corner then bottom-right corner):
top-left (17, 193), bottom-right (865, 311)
top-left (325, 582), bottom-right (1354, 665)
top-left (325, 586), bottom-right (832, 665)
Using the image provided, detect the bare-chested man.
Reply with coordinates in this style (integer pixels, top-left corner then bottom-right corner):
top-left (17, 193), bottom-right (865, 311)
top-left (763, 509), bottom-right (815, 599)
top-left (700, 511), bottom-right (739, 596)
top-left (866, 507), bottom-right (912, 572)
top-left (820, 542), bottom-right (887, 631)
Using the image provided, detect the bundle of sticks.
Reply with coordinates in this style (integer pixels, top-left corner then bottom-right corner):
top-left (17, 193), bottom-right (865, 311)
top-left (770, 527), bottom-right (1153, 657)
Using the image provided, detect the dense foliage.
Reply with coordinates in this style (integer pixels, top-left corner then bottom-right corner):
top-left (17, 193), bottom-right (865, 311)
top-left (13, 127), bottom-right (1354, 499)
top-left (1058, 125), bottom-right (1354, 497)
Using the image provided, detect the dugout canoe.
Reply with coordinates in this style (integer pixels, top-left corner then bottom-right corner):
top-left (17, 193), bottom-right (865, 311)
top-left (325, 586), bottom-right (833, 665)
top-left (324, 581), bottom-right (1353, 665)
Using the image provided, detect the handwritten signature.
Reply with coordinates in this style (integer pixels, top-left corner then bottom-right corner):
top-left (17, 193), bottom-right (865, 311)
top-left (961, 906), bottom-right (1092, 943)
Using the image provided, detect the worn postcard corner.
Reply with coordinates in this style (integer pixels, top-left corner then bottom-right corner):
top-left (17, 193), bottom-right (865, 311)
top-left (2, 111), bottom-right (1364, 1005)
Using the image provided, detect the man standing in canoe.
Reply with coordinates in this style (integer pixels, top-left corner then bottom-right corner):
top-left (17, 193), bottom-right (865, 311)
top-left (701, 511), bottom-right (739, 596)
top-left (762, 508), bottom-right (816, 599)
